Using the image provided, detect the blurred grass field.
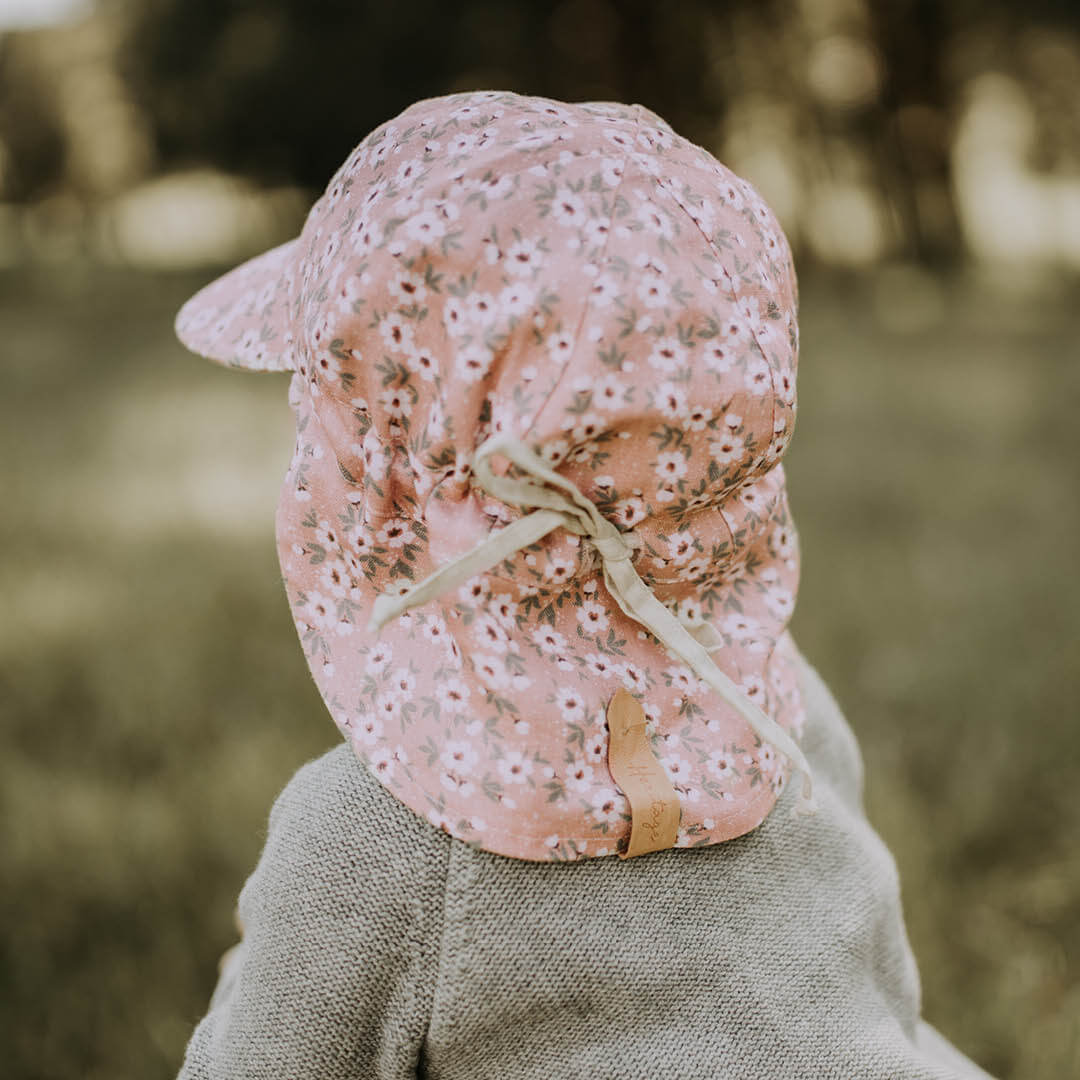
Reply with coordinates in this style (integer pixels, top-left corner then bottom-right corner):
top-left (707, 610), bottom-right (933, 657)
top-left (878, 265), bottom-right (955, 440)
top-left (1, 264), bottom-right (1077, 1080)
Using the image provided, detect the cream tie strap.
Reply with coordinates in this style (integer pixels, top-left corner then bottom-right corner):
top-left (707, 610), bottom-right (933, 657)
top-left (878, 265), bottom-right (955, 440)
top-left (367, 433), bottom-right (817, 816)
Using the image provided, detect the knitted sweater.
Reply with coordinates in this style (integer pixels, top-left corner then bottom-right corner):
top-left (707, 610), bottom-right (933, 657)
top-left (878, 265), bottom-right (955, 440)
top-left (177, 648), bottom-right (996, 1080)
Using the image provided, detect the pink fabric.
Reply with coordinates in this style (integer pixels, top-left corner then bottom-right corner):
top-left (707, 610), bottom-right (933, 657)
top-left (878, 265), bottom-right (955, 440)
top-left (176, 90), bottom-right (806, 861)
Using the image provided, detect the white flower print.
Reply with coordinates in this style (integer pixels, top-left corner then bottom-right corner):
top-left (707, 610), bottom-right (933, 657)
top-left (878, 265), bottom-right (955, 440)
top-left (739, 483), bottom-right (766, 513)
top-left (303, 590), bottom-right (336, 630)
top-left (676, 597), bottom-right (705, 627)
top-left (583, 217), bottom-right (610, 249)
top-left (656, 382), bottom-right (689, 420)
top-left (378, 385), bottom-right (413, 419)
top-left (498, 281), bottom-right (536, 318)
top-left (376, 519), bottom-right (417, 548)
top-left (473, 613), bottom-right (510, 654)
top-left (365, 642), bottom-right (393, 674)
top-left (377, 663), bottom-right (415, 702)
top-left (404, 208), bottom-right (446, 245)
top-left (566, 412), bottom-right (603, 445)
top-left (368, 746), bottom-right (397, 781)
top-left (686, 404), bottom-right (712, 431)
top-left (319, 559), bottom-right (349, 599)
top-left (756, 742), bottom-right (777, 775)
top-left (443, 296), bottom-right (467, 334)
top-left (588, 785), bottom-right (624, 825)
top-left (448, 132), bottom-right (478, 156)
top-left (637, 200), bottom-right (674, 238)
top-left (506, 237), bottom-right (545, 276)
top-left (393, 189), bottom-right (422, 220)
top-left (719, 316), bottom-right (751, 347)
top-left (744, 354), bottom-right (772, 396)
top-left (532, 626), bottom-right (568, 655)
top-left (351, 711), bottom-right (383, 747)
top-left (600, 157), bottom-right (624, 186)
top-left (474, 654), bottom-right (510, 690)
top-left (772, 524), bottom-right (796, 561)
top-left (552, 186), bottom-right (587, 227)
top-left (314, 519), bottom-right (341, 550)
top-left (539, 438), bottom-right (569, 465)
top-left (634, 251), bottom-right (669, 277)
top-left (564, 758), bottom-right (596, 793)
top-left (543, 556), bottom-right (575, 586)
top-left (637, 275), bottom-right (672, 309)
top-left (720, 612), bottom-right (763, 641)
top-left (763, 584), bottom-right (795, 619)
top-left (589, 273), bottom-right (619, 308)
top-left (440, 739), bottom-right (479, 774)
top-left (613, 496), bottom-right (647, 528)
top-left (487, 594), bottom-right (517, 629)
top-left (707, 749), bottom-right (736, 781)
top-left (739, 673), bottom-right (766, 706)
top-left (466, 291), bottom-right (498, 326)
top-left (583, 652), bottom-right (616, 679)
top-left (660, 752), bottom-right (693, 785)
top-left (380, 311), bottom-right (414, 353)
top-left (666, 666), bottom-right (700, 695)
top-left (736, 294), bottom-right (763, 333)
top-left (420, 618), bottom-right (450, 648)
top-left (390, 269), bottom-right (427, 305)
top-left (592, 373), bottom-right (623, 409)
top-left (405, 345), bottom-right (438, 381)
top-left (577, 600), bottom-right (610, 634)
top-left (655, 451), bottom-right (688, 483)
top-left (777, 368), bottom-right (795, 405)
top-left (374, 691), bottom-right (403, 725)
top-left (710, 432), bottom-right (746, 466)
top-left (666, 531), bottom-right (696, 564)
top-left (496, 749), bottom-right (533, 785)
top-left (437, 677), bottom-right (471, 714)
top-left (555, 686), bottom-right (586, 723)
top-left (647, 336), bottom-right (686, 372)
top-left (618, 662), bottom-right (647, 692)
top-left (547, 330), bottom-right (575, 362)
top-left (440, 771), bottom-right (477, 798)
top-left (455, 344), bottom-right (494, 383)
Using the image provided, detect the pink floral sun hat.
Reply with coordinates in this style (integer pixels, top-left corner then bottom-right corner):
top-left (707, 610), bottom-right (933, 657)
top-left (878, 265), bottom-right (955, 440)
top-left (175, 89), bottom-right (816, 863)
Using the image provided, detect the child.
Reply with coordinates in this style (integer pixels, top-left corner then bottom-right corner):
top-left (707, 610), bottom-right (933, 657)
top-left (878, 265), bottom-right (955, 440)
top-left (173, 90), bottom-right (996, 1079)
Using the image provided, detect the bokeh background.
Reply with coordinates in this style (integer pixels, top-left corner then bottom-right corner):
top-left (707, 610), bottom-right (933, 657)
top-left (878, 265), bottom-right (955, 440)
top-left (2, 1), bottom-right (1078, 1077)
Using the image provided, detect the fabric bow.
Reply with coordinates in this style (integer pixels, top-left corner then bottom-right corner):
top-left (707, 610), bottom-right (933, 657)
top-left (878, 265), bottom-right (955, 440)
top-left (367, 433), bottom-right (816, 816)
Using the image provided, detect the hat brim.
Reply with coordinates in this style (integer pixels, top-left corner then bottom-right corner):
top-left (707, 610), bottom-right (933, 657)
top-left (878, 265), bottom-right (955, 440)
top-left (175, 238), bottom-right (300, 372)
top-left (274, 383), bottom-right (807, 861)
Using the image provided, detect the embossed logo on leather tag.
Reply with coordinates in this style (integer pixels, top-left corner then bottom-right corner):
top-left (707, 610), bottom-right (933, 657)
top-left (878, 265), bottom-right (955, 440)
top-left (606, 688), bottom-right (681, 859)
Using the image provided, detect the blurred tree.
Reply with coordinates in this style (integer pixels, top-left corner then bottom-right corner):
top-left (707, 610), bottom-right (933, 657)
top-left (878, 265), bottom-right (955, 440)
top-left (0, 34), bottom-right (67, 201)
top-left (114, 0), bottom-right (721, 190)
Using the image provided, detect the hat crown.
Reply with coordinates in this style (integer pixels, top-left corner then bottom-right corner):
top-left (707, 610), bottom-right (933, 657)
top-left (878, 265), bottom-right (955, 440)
top-left (282, 90), bottom-right (798, 599)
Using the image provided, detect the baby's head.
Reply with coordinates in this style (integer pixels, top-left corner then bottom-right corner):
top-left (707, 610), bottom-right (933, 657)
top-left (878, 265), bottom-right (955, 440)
top-left (176, 91), bottom-right (806, 861)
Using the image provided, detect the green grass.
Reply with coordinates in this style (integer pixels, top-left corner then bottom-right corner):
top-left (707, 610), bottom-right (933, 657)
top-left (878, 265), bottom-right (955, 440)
top-left (1, 264), bottom-right (1076, 1079)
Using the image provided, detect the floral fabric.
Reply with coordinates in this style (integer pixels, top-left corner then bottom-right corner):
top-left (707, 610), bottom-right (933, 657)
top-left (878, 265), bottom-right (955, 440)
top-left (175, 90), bottom-right (806, 862)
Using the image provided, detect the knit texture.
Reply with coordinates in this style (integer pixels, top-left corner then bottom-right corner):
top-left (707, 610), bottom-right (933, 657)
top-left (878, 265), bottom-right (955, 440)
top-left (177, 646), bottom-right (997, 1079)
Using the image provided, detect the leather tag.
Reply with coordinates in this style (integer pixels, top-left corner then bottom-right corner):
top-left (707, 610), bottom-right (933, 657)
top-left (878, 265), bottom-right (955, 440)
top-left (606, 688), bottom-right (681, 859)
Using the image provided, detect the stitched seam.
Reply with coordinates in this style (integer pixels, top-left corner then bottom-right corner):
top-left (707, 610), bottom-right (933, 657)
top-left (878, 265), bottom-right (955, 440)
top-left (648, 174), bottom-right (782, 481)
top-left (518, 153), bottom-right (630, 445)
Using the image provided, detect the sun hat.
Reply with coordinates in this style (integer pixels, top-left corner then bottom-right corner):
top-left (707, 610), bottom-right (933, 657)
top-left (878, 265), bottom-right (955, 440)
top-left (175, 89), bottom-right (815, 862)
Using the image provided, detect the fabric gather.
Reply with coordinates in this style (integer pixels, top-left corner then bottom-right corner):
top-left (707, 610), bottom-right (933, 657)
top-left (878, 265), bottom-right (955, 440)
top-left (368, 434), bottom-right (817, 817)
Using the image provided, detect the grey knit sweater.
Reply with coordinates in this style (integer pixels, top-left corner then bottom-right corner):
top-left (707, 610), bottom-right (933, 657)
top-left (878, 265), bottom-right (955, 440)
top-left (177, 650), bottom-right (996, 1080)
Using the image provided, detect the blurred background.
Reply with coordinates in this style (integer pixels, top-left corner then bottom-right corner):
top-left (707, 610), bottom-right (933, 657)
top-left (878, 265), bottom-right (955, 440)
top-left (1, 1), bottom-right (1077, 1077)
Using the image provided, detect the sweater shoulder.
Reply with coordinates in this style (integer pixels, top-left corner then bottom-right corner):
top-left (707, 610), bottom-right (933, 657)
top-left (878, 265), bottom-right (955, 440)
top-left (255, 742), bottom-right (451, 897)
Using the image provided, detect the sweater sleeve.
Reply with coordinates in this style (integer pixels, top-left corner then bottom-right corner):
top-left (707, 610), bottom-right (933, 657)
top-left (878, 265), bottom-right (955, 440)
top-left (177, 744), bottom-right (450, 1080)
